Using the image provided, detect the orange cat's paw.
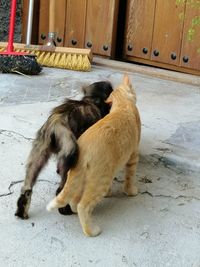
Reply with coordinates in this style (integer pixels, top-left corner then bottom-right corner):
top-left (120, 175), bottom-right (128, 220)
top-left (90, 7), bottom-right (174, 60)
top-left (123, 185), bottom-right (138, 196)
top-left (46, 199), bottom-right (57, 211)
top-left (83, 224), bottom-right (102, 237)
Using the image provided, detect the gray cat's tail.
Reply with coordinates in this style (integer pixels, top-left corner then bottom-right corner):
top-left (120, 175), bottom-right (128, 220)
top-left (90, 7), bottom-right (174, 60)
top-left (48, 116), bottom-right (79, 177)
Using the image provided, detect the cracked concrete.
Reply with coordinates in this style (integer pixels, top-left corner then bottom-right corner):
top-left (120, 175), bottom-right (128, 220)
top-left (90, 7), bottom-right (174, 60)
top-left (0, 65), bottom-right (200, 267)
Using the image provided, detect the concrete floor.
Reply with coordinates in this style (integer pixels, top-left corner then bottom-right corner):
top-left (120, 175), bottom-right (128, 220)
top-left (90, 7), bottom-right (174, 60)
top-left (0, 64), bottom-right (200, 267)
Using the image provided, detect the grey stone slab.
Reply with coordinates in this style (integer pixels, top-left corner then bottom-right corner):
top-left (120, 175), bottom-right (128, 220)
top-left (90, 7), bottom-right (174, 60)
top-left (0, 66), bottom-right (200, 267)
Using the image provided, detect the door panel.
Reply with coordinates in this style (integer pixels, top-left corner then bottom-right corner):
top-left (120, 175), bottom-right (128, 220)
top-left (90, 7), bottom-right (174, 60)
top-left (64, 0), bottom-right (87, 48)
top-left (85, 0), bottom-right (119, 57)
top-left (180, 1), bottom-right (200, 70)
top-left (125, 0), bottom-right (156, 60)
top-left (38, 0), bottom-right (66, 46)
top-left (38, 0), bottom-right (49, 44)
top-left (151, 0), bottom-right (185, 65)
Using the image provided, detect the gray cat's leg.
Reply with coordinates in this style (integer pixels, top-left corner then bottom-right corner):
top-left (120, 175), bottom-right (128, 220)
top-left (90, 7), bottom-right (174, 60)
top-left (15, 143), bottom-right (51, 219)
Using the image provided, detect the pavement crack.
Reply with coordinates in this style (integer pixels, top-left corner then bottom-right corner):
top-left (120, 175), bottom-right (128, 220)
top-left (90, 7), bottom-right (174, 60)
top-left (0, 180), bottom-right (24, 197)
top-left (0, 129), bottom-right (34, 141)
top-left (0, 179), bottom-right (59, 198)
top-left (140, 190), bottom-right (200, 201)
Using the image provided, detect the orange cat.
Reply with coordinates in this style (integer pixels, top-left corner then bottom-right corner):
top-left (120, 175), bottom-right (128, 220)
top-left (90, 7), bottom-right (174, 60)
top-left (47, 74), bottom-right (141, 237)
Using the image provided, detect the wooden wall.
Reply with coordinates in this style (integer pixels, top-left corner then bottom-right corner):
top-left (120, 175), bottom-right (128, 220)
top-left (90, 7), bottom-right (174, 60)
top-left (124, 0), bottom-right (200, 74)
top-left (22, 0), bottom-right (200, 74)
top-left (22, 0), bottom-right (119, 57)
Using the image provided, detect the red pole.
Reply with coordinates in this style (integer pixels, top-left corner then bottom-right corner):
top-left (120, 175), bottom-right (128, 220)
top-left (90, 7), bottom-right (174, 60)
top-left (6, 0), bottom-right (17, 53)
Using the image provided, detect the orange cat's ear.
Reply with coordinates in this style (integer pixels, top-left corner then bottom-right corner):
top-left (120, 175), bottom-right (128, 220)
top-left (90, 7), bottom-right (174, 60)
top-left (105, 94), bottom-right (113, 105)
top-left (123, 74), bottom-right (130, 86)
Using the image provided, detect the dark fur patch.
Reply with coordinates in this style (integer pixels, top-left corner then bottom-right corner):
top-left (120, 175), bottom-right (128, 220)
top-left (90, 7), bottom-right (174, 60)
top-left (67, 140), bottom-right (79, 168)
top-left (57, 142), bottom-right (79, 175)
top-left (50, 132), bottom-right (58, 152)
top-left (15, 190), bottom-right (32, 219)
top-left (68, 103), bottom-right (101, 138)
top-left (58, 205), bottom-right (74, 215)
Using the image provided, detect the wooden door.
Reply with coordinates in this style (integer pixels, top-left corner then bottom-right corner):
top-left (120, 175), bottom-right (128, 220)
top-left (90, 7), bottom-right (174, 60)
top-left (38, 0), bottom-right (49, 44)
top-left (151, 0), bottom-right (185, 66)
top-left (22, 0), bottom-right (119, 57)
top-left (124, 0), bottom-right (200, 73)
top-left (38, 0), bottom-right (66, 46)
top-left (85, 0), bottom-right (119, 57)
top-left (180, 1), bottom-right (200, 70)
top-left (125, 0), bottom-right (156, 60)
top-left (64, 0), bottom-right (87, 48)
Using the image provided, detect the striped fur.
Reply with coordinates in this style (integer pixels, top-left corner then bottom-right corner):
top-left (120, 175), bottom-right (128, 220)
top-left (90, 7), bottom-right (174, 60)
top-left (15, 81), bottom-right (113, 219)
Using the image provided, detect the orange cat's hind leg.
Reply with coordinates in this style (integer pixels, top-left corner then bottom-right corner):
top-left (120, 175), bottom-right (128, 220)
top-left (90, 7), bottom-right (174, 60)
top-left (47, 170), bottom-right (83, 212)
top-left (105, 187), bottom-right (112, 197)
top-left (78, 204), bottom-right (101, 237)
top-left (123, 152), bottom-right (139, 196)
top-left (69, 189), bottom-right (83, 213)
top-left (47, 193), bottom-right (71, 211)
top-left (77, 177), bottom-right (111, 237)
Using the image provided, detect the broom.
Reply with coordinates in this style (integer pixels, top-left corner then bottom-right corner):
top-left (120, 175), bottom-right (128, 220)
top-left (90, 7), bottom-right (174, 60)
top-left (0, 0), bottom-right (92, 71)
top-left (0, 0), bottom-right (42, 75)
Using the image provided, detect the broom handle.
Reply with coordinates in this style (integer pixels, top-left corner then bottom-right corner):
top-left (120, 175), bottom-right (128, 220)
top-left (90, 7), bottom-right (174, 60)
top-left (7, 0), bottom-right (17, 52)
top-left (26, 0), bottom-right (34, 45)
top-left (49, 0), bottom-right (56, 33)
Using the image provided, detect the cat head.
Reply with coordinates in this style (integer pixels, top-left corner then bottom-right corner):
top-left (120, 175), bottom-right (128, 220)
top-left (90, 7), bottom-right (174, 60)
top-left (105, 74), bottom-right (136, 105)
top-left (82, 81), bottom-right (113, 101)
top-left (82, 81), bottom-right (113, 117)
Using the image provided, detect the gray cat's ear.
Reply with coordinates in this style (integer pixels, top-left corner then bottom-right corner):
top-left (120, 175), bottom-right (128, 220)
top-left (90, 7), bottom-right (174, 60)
top-left (82, 86), bottom-right (87, 95)
top-left (82, 83), bottom-right (93, 95)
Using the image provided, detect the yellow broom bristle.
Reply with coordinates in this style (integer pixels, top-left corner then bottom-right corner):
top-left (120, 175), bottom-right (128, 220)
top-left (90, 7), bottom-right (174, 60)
top-left (36, 52), bottom-right (92, 71)
top-left (0, 42), bottom-right (92, 71)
